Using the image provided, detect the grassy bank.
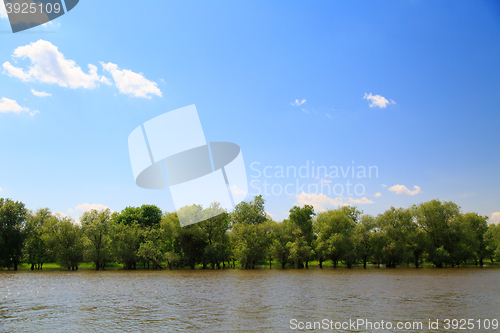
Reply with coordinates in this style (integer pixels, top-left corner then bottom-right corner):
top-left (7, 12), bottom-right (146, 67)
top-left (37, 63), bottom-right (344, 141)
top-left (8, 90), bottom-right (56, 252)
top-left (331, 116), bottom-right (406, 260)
top-left (4, 259), bottom-right (500, 272)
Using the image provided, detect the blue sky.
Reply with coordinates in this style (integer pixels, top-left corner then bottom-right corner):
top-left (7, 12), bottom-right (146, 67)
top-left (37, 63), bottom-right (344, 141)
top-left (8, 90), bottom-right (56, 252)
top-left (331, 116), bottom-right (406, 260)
top-left (1, 1), bottom-right (499, 223)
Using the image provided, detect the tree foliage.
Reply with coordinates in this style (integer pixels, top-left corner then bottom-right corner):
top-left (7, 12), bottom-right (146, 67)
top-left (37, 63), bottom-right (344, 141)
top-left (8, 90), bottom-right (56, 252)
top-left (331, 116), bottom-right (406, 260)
top-left (1, 196), bottom-right (499, 271)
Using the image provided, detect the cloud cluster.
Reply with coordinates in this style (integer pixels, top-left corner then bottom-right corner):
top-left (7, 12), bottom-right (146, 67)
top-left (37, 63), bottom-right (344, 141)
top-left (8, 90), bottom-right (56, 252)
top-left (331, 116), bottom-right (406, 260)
top-left (101, 62), bottom-right (162, 99)
top-left (295, 192), bottom-right (374, 212)
top-left (3, 40), bottom-right (110, 89)
top-left (31, 89), bottom-right (51, 97)
top-left (68, 203), bottom-right (112, 213)
top-left (348, 197), bottom-right (374, 204)
top-left (388, 184), bottom-right (422, 195)
top-left (53, 212), bottom-right (70, 219)
top-left (295, 193), bottom-right (348, 211)
top-left (491, 212), bottom-right (500, 224)
top-left (290, 99), bottom-right (306, 106)
top-left (2, 40), bottom-right (162, 100)
top-left (0, 97), bottom-right (37, 116)
top-left (363, 93), bottom-right (396, 108)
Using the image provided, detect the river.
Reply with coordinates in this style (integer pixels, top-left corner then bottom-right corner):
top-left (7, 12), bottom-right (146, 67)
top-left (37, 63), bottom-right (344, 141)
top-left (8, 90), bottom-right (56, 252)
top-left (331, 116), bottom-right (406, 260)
top-left (1, 268), bottom-right (499, 332)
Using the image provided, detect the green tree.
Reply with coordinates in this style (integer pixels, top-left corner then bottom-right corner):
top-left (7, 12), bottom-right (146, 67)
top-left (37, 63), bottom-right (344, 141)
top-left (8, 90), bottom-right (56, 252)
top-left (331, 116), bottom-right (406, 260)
top-left (198, 203), bottom-right (231, 269)
top-left (485, 223), bottom-right (500, 261)
top-left (24, 208), bottom-right (52, 270)
top-left (110, 220), bottom-right (142, 269)
top-left (0, 198), bottom-right (28, 270)
top-left (406, 227), bottom-right (428, 268)
top-left (314, 208), bottom-right (356, 268)
top-left (178, 222), bottom-right (207, 269)
top-left (44, 215), bottom-right (84, 270)
top-left (287, 228), bottom-right (314, 268)
top-left (352, 214), bottom-right (376, 268)
top-left (288, 205), bottom-right (315, 268)
top-left (114, 205), bottom-right (162, 229)
top-left (230, 196), bottom-right (271, 268)
top-left (231, 195), bottom-right (267, 225)
top-left (270, 220), bottom-right (294, 268)
top-left (160, 212), bottom-right (183, 269)
top-left (448, 214), bottom-right (472, 266)
top-left (457, 213), bottom-right (490, 267)
top-left (377, 207), bottom-right (414, 268)
top-left (81, 208), bottom-right (113, 270)
top-left (138, 228), bottom-right (165, 269)
top-left (414, 200), bottom-right (460, 267)
top-left (370, 229), bottom-right (386, 268)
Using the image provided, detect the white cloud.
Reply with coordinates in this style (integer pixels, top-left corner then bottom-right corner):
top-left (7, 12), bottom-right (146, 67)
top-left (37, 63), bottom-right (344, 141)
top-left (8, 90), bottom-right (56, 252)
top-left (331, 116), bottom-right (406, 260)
top-left (31, 89), bottom-right (52, 97)
top-left (291, 99), bottom-right (306, 106)
top-left (0, 187), bottom-right (3, 192)
top-left (2, 40), bottom-right (109, 89)
top-left (326, 114), bottom-right (332, 118)
top-left (74, 203), bottom-right (112, 212)
top-left (374, 192), bottom-right (382, 197)
top-left (388, 184), bottom-right (422, 195)
top-left (0, 1), bottom-right (7, 19)
top-left (229, 184), bottom-right (247, 196)
top-left (0, 97), bottom-right (28, 114)
top-left (54, 212), bottom-right (81, 225)
top-left (101, 62), bottom-right (162, 98)
top-left (491, 212), bottom-right (500, 224)
top-left (348, 197), bottom-right (374, 204)
top-left (54, 212), bottom-right (69, 218)
top-left (381, 184), bottom-right (387, 188)
top-left (295, 192), bottom-right (348, 212)
top-left (0, 97), bottom-right (38, 116)
top-left (363, 93), bottom-right (396, 108)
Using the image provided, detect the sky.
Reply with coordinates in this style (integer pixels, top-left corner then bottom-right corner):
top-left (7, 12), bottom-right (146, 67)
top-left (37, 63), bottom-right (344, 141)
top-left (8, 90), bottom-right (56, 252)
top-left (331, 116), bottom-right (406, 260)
top-left (0, 1), bottom-right (499, 223)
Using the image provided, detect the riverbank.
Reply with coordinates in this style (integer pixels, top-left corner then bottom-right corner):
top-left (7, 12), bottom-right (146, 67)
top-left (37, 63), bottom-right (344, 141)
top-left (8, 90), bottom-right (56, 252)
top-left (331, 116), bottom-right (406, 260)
top-left (3, 260), bottom-right (500, 272)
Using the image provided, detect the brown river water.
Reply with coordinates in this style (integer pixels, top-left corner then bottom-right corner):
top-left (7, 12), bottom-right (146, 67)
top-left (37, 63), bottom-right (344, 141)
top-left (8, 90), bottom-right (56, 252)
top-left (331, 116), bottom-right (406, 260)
top-left (1, 268), bottom-right (499, 332)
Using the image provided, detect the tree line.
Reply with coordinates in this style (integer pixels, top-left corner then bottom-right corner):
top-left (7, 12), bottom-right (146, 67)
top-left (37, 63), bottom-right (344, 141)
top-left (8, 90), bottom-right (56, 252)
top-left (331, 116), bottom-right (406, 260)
top-left (1, 196), bottom-right (499, 271)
